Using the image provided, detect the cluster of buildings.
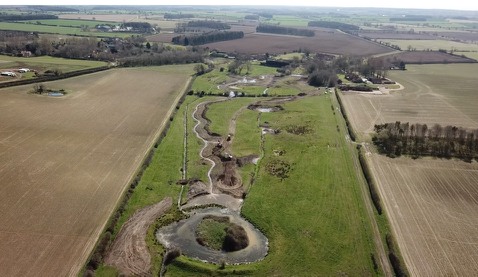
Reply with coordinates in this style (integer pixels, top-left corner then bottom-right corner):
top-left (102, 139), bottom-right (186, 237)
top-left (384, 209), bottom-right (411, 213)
top-left (0, 68), bottom-right (30, 77)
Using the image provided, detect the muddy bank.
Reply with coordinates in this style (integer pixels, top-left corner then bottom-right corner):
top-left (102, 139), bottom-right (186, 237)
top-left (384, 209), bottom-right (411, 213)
top-left (105, 197), bottom-right (172, 276)
top-left (157, 207), bottom-right (268, 264)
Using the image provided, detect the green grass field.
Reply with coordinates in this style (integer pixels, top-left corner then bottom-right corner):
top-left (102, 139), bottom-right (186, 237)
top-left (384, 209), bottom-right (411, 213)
top-left (0, 54), bottom-right (108, 74)
top-left (191, 69), bottom-right (228, 94)
top-left (239, 95), bottom-right (376, 275)
top-left (276, 52), bottom-right (304, 60)
top-left (24, 19), bottom-right (118, 28)
top-left (0, 22), bottom-right (135, 38)
top-left (455, 51), bottom-right (478, 61)
top-left (166, 95), bottom-right (378, 275)
top-left (206, 98), bottom-right (258, 137)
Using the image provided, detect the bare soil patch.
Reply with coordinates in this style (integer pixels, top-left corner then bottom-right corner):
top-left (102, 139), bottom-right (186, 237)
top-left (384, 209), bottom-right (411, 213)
top-left (359, 31), bottom-right (436, 40)
top-left (368, 155), bottom-right (478, 276)
top-left (265, 159), bottom-right (291, 180)
top-left (204, 32), bottom-right (393, 56)
top-left (340, 64), bottom-right (478, 140)
top-left (247, 104), bottom-right (283, 112)
top-left (340, 63), bottom-right (478, 275)
top-left (0, 67), bottom-right (191, 276)
top-left (104, 197), bottom-right (172, 276)
top-left (285, 125), bottom-right (312, 135)
top-left (380, 51), bottom-right (475, 64)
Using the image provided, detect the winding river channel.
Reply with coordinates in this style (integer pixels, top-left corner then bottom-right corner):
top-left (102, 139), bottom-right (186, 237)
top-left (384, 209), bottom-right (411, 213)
top-left (156, 99), bottom-right (269, 264)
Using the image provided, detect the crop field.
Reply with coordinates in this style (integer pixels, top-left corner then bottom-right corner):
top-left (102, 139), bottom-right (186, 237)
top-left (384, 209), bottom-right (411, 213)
top-left (379, 51), bottom-right (476, 63)
top-left (340, 63), bottom-right (478, 275)
top-left (203, 31), bottom-right (394, 56)
top-left (359, 31), bottom-right (436, 40)
top-left (368, 155), bottom-right (478, 276)
top-left (433, 31), bottom-right (478, 42)
top-left (340, 64), bottom-right (478, 140)
top-left (0, 65), bottom-right (193, 276)
top-left (379, 39), bottom-right (478, 51)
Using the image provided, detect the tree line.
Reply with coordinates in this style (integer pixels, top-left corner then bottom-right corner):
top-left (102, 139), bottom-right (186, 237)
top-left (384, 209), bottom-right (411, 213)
top-left (256, 24), bottom-right (315, 37)
top-left (373, 122), bottom-right (478, 161)
top-left (164, 13), bottom-right (194, 19)
top-left (185, 20), bottom-right (231, 30)
top-left (0, 14), bottom-right (58, 21)
top-left (122, 22), bottom-right (154, 33)
top-left (307, 21), bottom-right (359, 32)
top-left (171, 31), bottom-right (244, 46)
top-left (119, 50), bottom-right (204, 67)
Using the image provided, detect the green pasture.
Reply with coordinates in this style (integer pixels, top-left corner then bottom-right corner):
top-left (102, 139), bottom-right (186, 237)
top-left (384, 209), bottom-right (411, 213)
top-left (231, 109), bottom-right (262, 158)
top-left (0, 22), bottom-right (135, 38)
top-left (0, 54), bottom-right (107, 73)
top-left (206, 98), bottom-right (258, 137)
top-left (276, 52), bottom-right (304, 60)
top-left (246, 64), bottom-right (278, 77)
top-left (455, 51), bottom-right (478, 61)
top-left (191, 69), bottom-right (227, 94)
top-left (23, 19), bottom-right (118, 28)
top-left (167, 95), bottom-right (378, 275)
top-left (263, 15), bottom-right (309, 27)
top-left (238, 95), bottom-right (376, 275)
top-left (379, 39), bottom-right (478, 51)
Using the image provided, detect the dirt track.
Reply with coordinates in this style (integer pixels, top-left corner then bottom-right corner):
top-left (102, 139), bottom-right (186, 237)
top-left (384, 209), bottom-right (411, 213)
top-left (105, 197), bottom-right (172, 276)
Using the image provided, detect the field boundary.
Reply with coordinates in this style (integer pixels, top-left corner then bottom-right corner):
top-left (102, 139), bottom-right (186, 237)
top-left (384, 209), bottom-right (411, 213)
top-left (0, 65), bottom-right (111, 89)
top-left (83, 73), bottom-right (195, 274)
top-left (335, 89), bottom-right (410, 276)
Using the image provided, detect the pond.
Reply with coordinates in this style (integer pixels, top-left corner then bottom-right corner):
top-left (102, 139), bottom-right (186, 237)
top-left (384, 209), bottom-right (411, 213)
top-left (156, 207), bottom-right (268, 264)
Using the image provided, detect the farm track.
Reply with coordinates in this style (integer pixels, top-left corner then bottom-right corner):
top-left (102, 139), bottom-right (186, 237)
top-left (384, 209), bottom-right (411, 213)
top-left (104, 197), bottom-right (172, 276)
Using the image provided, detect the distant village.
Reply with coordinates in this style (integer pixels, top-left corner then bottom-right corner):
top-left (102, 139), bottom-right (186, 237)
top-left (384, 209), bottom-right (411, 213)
top-left (95, 22), bottom-right (157, 34)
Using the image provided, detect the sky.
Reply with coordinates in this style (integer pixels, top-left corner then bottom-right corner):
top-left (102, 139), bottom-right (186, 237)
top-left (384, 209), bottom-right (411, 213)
top-left (5, 1), bottom-right (478, 11)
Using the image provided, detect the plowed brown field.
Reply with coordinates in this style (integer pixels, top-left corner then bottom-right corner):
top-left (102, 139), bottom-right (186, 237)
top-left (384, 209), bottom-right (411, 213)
top-left (203, 31), bottom-right (393, 56)
top-left (341, 64), bottom-right (478, 275)
top-left (0, 66), bottom-right (192, 276)
top-left (341, 64), bottom-right (478, 140)
top-left (369, 155), bottom-right (478, 276)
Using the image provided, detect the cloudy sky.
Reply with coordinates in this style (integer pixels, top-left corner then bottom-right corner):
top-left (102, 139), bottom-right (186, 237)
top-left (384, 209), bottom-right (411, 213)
top-left (5, 1), bottom-right (478, 11)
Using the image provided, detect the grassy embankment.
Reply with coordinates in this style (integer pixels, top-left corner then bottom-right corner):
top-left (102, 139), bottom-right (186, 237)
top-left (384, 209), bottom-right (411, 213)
top-left (333, 88), bottom-right (409, 276)
top-left (166, 94), bottom-right (379, 275)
